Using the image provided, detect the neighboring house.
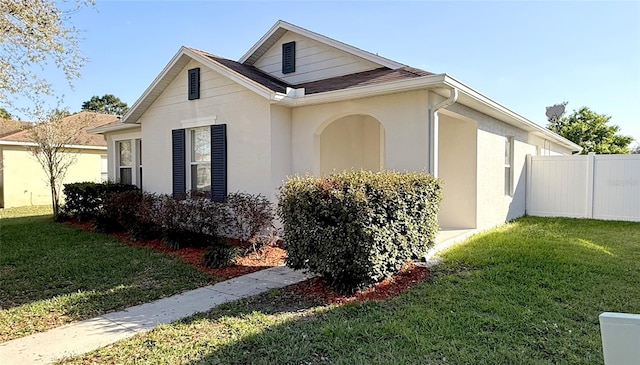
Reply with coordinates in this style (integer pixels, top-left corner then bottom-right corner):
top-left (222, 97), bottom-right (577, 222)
top-left (91, 20), bottom-right (581, 231)
top-left (0, 112), bottom-right (112, 208)
top-left (0, 120), bottom-right (33, 138)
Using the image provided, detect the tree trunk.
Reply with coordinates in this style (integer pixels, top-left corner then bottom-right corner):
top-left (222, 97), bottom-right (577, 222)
top-left (50, 179), bottom-right (59, 219)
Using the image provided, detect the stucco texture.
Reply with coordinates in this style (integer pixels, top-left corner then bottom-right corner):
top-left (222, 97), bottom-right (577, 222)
top-left (0, 146), bottom-right (104, 208)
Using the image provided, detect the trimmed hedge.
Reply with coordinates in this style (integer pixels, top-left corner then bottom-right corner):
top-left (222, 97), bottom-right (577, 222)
top-left (64, 184), bottom-right (276, 252)
top-left (278, 170), bottom-right (442, 293)
top-left (96, 190), bottom-right (161, 240)
top-left (62, 182), bottom-right (138, 221)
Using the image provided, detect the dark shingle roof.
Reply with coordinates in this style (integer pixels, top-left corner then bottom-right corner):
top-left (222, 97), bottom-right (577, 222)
top-left (189, 48), bottom-right (292, 93)
top-left (297, 67), bottom-right (434, 95)
top-left (189, 47), bottom-right (433, 96)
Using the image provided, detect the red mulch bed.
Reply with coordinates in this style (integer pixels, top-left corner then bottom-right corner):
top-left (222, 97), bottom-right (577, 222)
top-left (289, 262), bottom-right (430, 305)
top-left (64, 220), bottom-right (286, 280)
top-left (64, 219), bottom-right (430, 303)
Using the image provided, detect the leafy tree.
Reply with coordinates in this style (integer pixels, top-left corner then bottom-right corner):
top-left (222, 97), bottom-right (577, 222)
top-left (27, 108), bottom-right (91, 218)
top-left (631, 144), bottom-right (640, 154)
top-left (81, 94), bottom-right (129, 115)
top-left (547, 104), bottom-right (634, 154)
top-left (0, 0), bottom-right (94, 109)
top-left (0, 107), bottom-right (11, 119)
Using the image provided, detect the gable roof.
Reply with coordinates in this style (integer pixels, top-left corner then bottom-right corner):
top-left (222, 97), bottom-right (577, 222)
top-left (122, 46), bottom-right (295, 124)
top-left (121, 43), bottom-right (433, 125)
top-left (111, 20), bottom-right (579, 152)
top-left (0, 112), bottom-right (112, 147)
top-left (240, 20), bottom-right (405, 70)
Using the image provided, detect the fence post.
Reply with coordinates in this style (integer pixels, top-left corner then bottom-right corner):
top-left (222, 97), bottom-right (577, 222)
top-left (525, 154), bottom-right (532, 215)
top-left (586, 152), bottom-right (595, 219)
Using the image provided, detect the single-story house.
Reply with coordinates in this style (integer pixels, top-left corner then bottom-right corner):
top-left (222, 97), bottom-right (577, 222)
top-left (0, 112), bottom-right (112, 208)
top-left (91, 20), bottom-right (581, 231)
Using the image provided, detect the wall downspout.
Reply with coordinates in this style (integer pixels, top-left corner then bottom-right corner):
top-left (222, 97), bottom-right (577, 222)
top-left (428, 87), bottom-right (459, 177)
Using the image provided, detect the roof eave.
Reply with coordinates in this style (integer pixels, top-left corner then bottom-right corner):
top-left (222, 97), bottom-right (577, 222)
top-left (185, 48), bottom-right (277, 100)
top-left (123, 47), bottom-right (278, 124)
top-left (122, 47), bottom-right (192, 124)
top-left (441, 75), bottom-right (582, 152)
top-left (0, 140), bottom-right (107, 150)
top-left (273, 73), bottom-right (580, 152)
top-left (275, 74), bottom-right (447, 106)
top-left (88, 123), bottom-right (141, 134)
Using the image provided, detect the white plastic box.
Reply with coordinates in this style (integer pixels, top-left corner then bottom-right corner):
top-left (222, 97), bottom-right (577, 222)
top-left (599, 312), bottom-right (640, 365)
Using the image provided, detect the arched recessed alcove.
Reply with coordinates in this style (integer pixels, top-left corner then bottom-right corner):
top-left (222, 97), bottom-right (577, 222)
top-left (319, 114), bottom-right (385, 175)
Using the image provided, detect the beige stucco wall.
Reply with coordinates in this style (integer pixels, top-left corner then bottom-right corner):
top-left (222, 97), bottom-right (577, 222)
top-left (292, 90), bottom-right (430, 175)
top-left (444, 101), bottom-right (569, 230)
top-left (438, 113), bottom-right (477, 228)
top-left (135, 59), bottom-right (274, 198)
top-left (0, 145), bottom-right (105, 208)
top-left (102, 63), bottom-right (576, 231)
top-left (320, 114), bottom-right (383, 175)
top-left (269, 105), bottom-right (293, 200)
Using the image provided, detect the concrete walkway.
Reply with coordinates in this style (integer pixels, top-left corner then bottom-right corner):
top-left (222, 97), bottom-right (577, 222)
top-left (0, 266), bottom-right (310, 365)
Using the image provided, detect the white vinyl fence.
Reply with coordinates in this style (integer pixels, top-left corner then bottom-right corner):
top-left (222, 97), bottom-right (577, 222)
top-left (526, 153), bottom-right (640, 222)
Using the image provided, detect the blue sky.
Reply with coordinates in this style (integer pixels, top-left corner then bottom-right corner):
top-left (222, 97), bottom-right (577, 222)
top-left (8, 1), bottom-right (640, 143)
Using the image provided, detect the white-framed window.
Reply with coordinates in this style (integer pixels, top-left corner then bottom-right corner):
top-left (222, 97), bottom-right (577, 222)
top-left (136, 139), bottom-right (142, 189)
top-left (100, 155), bottom-right (108, 182)
top-left (187, 126), bottom-right (211, 191)
top-left (505, 136), bottom-right (514, 196)
top-left (117, 140), bottom-right (132, 185)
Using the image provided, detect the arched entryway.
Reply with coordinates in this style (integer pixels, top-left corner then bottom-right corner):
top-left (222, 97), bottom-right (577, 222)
top-left (319, 114), bottom-right (385, 175)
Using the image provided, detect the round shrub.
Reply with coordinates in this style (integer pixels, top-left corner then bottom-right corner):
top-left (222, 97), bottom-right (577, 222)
top-left (278, 170), bottom-right (442, 294)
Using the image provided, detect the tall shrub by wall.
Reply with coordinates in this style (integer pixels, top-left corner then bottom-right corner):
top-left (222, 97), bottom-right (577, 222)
top-left (278, 170), bottom-right (442, 293)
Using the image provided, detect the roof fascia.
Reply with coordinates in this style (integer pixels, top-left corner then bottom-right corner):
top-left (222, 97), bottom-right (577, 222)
top-left (123, 47), bottom-right (277, 124)
top-left (184, 48), bottom-right (276, 100)
top-left (88, 123), bottom-right (141, 134)
top-left (0, 140), bottom-right (107, 150)
top-left (122, 47), bottom-right (191, 124)
top-left (441, 75), bottom-right (582, 152)
top-left (276, 74), bottom-right (447, 106)
top-left (240, 20), bottom-right (405, 70)
top-left (272, 72), bottom-right (580, 152)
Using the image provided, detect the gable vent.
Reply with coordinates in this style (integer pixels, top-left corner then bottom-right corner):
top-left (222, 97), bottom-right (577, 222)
top-left (188, 68), bottom-right (200, 100)
top-left (282, 41), bottom-right (296, 74)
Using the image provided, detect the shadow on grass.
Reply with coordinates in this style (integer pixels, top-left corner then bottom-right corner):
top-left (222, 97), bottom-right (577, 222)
top-left (0, 214), bottom-right (53, 226)
top-left (174, 273), bottom-right (610, 364)
top-left (173, 218), bottom-right (639, 364)
top-left (0, 215), bottom-right (215, 342)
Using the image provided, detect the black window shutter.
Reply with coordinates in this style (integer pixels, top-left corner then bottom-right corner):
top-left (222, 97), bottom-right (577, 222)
top-left (211, 124), bottom-right (227, 202)
top-left (188, 68), bottom-right (200, 100)
top-left (282, 42), bottom-right (296, 74)
top-left (172, 129), bottom-right (186, 198)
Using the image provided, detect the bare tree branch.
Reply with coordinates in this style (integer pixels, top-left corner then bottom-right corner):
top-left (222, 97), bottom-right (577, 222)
top-left (27, 109), bottom-right (93, 217)
top-left (0, 0), bottom-right (94, 108)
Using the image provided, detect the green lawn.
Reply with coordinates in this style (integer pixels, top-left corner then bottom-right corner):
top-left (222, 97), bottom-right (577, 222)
top-left (0, 206), bottom-right (213, 342)
top-left (59, 217), bottom-right (640, 364)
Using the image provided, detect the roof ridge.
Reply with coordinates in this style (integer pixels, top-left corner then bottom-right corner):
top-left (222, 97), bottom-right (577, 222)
top-left (240, 20), bottom-right (405, 69)
top-left (186, 47), bottom-right (227, 60)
